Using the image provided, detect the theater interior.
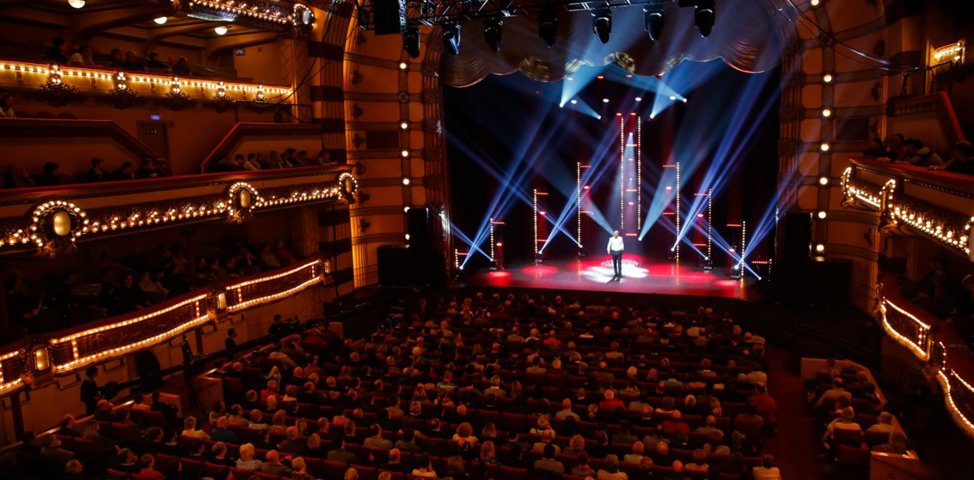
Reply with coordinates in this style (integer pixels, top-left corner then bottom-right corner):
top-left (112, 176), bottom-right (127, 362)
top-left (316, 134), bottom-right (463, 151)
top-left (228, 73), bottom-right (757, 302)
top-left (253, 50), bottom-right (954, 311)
top-left (1, 0), bottom-right (973, 479)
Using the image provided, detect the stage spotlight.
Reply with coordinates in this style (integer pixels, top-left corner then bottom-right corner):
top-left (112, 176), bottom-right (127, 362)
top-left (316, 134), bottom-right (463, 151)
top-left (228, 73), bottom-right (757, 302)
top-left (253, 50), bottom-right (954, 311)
top-left (644, 3), bottom-right (664, 41)
top-left (538, 10), bottom-right (557, 47)
top-left (819, 176), bottom-right (829, 186)
top-left (570, 99), bottom-right (578, 105)
top-left (483, 19), bottom-right (502, 52)
top-left (592, 8), bottom-right (612, 44)
top-left (443, 22), bottom-right (461, 55)
top-left (602, 98), bottom-right (609, 103)
top-left (635, 96), bottom-right (642, 102)
top-left (403, 24), bottom-right (421, 59)
top-left (694, 0), bottom-right (715, 37)
top-left (669, 95), bottom-right (677, 101)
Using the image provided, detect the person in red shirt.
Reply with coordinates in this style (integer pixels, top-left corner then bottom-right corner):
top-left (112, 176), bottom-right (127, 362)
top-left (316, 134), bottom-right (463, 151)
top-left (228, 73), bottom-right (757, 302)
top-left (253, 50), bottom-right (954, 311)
top-left (748, 383), bottom-right (778, 430)
top-left (137, 454), bottom-right (165, 479)
top-left (599, 389), bottom-right (625, 414)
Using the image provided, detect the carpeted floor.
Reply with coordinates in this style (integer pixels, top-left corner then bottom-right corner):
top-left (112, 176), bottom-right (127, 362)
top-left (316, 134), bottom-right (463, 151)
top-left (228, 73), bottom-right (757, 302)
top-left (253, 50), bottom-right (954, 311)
top-left (766, 346), bottom-right (828, 480)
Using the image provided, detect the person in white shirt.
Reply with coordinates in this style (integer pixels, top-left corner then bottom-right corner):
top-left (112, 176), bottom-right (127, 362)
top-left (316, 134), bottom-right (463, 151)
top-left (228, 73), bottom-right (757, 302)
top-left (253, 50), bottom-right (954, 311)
top-left (607, 230), bottom-right (625, 280)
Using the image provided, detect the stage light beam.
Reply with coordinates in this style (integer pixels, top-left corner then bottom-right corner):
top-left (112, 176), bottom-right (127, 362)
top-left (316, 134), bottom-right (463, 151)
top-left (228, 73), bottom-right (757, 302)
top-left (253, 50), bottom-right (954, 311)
top-left (443, 22), bottom-right (461, 55)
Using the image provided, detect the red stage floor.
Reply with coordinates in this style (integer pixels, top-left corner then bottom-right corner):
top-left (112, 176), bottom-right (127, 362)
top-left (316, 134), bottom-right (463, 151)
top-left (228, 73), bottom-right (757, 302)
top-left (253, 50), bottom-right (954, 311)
top-left (464, 254), bottom-right (758, 300)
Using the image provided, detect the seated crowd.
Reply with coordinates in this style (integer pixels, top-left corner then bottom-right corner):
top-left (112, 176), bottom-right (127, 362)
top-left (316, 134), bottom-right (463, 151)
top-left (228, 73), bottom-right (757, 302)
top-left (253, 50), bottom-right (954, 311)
top-left (862, 134), bottom-right (974, 174)
top-left (7, 292), bottom-right (786, 480)
top-left (807, 359), bottom-right (909, 471)
top-left (4, 238), bottom-right (300, 336)
top-left (41, 37), bottom-right (195, 76)
top-left (3, 157), bottom-right (170, 189)
top-left (207, 149), bottom-right (335, 173)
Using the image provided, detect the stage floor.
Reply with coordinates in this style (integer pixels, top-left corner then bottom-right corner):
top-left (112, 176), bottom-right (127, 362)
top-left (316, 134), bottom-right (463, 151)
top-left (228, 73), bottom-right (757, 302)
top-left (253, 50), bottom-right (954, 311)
top-left (463, 254), bottom-right (759, 300)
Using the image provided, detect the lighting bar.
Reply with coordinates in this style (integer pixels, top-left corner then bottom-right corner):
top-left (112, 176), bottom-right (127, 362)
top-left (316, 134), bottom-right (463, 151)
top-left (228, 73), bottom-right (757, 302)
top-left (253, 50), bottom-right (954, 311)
top-left (637, 120), bottom-right (642, 231)
top-left (707, 188), bottom-right (713, 260)
top-left (226, 258), bottom-right (324, 312)
top-left (619, 115), bottom-right (625, 231)
top-left (490, 217), bottom-right (496, 260)
top-left (577, 162), bottom-right (583, 249)
top-left (50, 294), bottom-right (210, 373)
top-left (0, 349), bottom-right (26, 396)
top-left (880, 298), bottom-right (932, 361)
top-left (675, 162), bottom-right (681, 262)
top-left (0, 60), bottom-right (292, 99)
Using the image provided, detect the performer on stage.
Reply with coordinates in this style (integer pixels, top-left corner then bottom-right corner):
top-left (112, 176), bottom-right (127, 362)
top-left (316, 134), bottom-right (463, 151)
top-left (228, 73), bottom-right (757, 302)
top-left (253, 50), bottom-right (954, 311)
top-left (607, 230), bottom-right (624, 281)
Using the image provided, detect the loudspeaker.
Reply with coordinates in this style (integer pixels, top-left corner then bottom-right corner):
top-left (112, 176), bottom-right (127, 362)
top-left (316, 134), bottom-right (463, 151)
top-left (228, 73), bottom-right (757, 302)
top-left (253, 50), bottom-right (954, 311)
top-left (776, 259), bottom-right (851, 307)
top-left (780, 212), bottom-right (812, 265)
top-left (378, 246), bottom-right (411, 286)
top-left (372, 0), bottom-right (405, 35)
top-left (407, 207), bottom-right (434, 250)
top-left (378, 245), bottom-right (447, 288)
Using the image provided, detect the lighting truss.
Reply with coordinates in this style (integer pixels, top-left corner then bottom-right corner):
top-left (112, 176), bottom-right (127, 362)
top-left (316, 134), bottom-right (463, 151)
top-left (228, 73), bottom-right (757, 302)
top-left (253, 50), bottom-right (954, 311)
top-left (533, 188), bottom-right (548, 259)
top-left (354, 0), bottom-right (684, 29)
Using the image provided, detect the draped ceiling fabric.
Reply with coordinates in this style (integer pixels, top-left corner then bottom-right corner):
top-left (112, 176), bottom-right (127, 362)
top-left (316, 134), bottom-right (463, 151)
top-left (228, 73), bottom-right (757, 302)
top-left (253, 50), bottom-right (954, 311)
top-left (441, 0), bottom-right (799, 86)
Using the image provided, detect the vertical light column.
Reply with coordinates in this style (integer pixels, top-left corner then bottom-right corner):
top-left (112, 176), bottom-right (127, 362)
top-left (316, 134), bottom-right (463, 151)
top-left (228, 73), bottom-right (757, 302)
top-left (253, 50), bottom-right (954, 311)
top-left (576, 161), bottom-right (582, 249)
top-left (707, 187), bottom-right (713, 262)
top-left (619, 115), bottom-right (625, 231)
top-left (637, 118), bottom-right (642, 231)
top-left (534, 188), bottom-right (539, 256)
top-left (738, 220), bottom-right (747, 272)
top-left (675, 161), bottom-right (681, 263)
top-left (489, 217), bottom-right (496, 260)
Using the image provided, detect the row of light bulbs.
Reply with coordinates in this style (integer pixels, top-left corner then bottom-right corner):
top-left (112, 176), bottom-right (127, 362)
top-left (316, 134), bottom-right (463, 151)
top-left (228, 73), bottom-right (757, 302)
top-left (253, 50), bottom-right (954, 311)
top-left (0, 60), bottom-right (291, 96)
top-left (1, 177), bottom-right (351, 251)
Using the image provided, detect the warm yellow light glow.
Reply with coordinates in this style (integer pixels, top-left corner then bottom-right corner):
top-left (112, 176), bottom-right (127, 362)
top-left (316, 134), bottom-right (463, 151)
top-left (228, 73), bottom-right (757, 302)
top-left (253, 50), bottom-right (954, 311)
top-left (810, 0), bottom-right (820, 6)
top-left (814, 243), bottom-right (825, 253)
top-left (817, 211), bottom-right (827, 219)
top-left (399, 62), bottom-right (408, 70)
top-left (402, 178), bottom-right (411, 186)
top-left (68, 0), bottom-right (86, 9)
top-left (822, 108), bottom-right (832, 118)
top-left (154, 17), bottom-right (168, 25)
top-left (822, 73), bottom-right (833, 83)
top-left (820, 143), bottom-right (831, 152)
top-left (400, 122), bottom-right (409, 130)
top-left (401, 149), bottom-right (410, 157)
top-left (214, 25), bottom-right (230, 36)
top-left (819, 176), bottom-right (829, 186)
top-left (52, 211), bottom-right (72, 236)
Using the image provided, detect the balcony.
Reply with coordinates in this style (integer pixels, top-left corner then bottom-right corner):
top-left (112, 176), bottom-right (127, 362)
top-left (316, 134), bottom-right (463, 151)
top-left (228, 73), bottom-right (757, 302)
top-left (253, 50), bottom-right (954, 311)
top-left (842, 158), bottom-right (974, 438)
top-left (0, 254), bottom-right (329, 397)
top-left (0, 165), bottom-right (358, 256)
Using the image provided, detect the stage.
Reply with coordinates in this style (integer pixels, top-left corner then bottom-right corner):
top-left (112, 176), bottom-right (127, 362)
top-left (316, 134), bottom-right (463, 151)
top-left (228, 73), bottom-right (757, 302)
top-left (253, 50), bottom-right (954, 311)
top-left (463, 254), bottom-right (760, 300)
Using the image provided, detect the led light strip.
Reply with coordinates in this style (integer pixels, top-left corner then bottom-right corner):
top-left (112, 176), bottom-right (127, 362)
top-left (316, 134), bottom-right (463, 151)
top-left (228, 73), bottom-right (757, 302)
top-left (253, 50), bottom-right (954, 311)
top-left (938, 369), bottom-right (974, 438)
top-left (50, 294), bottom-right (209, 373)
top-left (637, 120), bottom-right (642, 231)
top-left (619, 116), bottom-right (625, 231)
top-left (0, 349), bottom-right (25, 395)
top-left (227, 270), bottom-right (322, 312)
top-left (880, 298), bottom-right (931, 361)
top-left (576, 162), bottom-right (582, 249)
top-left (0, 60), bottom-right (291, 96)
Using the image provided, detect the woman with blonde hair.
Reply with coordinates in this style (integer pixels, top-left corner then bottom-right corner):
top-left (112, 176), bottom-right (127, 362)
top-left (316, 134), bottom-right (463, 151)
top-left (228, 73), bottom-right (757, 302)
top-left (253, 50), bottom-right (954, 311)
top-left (236, 443), bottom-right (263, 471)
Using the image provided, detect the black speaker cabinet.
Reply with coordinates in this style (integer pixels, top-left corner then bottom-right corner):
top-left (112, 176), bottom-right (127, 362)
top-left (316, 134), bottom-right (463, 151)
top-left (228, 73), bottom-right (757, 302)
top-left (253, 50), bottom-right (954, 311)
top-left (371, 0), bottom-right (405, 35)
top-left (781, 212), bottom-right (812, 265)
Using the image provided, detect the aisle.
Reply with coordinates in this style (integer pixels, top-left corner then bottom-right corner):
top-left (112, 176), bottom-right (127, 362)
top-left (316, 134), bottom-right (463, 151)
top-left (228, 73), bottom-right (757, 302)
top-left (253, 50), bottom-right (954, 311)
top-left (765, 347), bottom-right (827, 480)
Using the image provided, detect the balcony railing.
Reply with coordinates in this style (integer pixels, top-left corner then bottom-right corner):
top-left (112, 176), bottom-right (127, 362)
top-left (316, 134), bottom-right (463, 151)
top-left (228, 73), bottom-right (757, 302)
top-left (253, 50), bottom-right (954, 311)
top-left (0, 59), bottom-right (292, 105)
top-left (841, 159), bottom-right (974, 256)
top-left (0, 256), bottom-right (329, 397)
top-left (843, 159), bottom-right (974, 437)
top-left (0, 166), bottom-right (358, 256)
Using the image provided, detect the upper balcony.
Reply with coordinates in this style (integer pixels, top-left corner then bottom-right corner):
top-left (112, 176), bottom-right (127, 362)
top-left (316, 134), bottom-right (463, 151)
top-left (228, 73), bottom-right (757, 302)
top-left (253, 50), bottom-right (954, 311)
top-left (841, 158), bottom-right (974, 438)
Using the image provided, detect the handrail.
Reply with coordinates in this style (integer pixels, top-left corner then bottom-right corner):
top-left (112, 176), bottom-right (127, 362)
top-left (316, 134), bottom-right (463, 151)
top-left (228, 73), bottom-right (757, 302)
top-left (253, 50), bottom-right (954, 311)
top-left (842, 159), bottom-right (974, 256)
top-left (0, 164), bottom-right (350, 206)
top-left (0, 168), bottom-right (357, 256)
top-left (0, 58), bottom-right (291, 101)
top-left (199, 122), bottom-right (326, 173)
top-left (878, 275), bottom-right (974, 438)
top-left (0, 256), bottom-right (329, 397)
